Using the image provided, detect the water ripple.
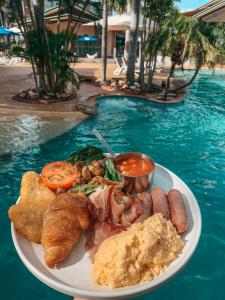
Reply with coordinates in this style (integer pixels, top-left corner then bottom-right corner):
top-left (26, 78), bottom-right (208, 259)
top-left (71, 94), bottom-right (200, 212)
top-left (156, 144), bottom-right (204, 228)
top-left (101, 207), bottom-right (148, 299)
top-left (1, 70), bottom-right (225, 300)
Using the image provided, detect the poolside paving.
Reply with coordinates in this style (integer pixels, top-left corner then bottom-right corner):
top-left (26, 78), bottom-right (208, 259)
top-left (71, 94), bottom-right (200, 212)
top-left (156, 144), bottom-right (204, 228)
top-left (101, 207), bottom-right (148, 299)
top-left (0, 63), bottom-right (185, 153)
top-left (0, 63), bottom-right (185, 114)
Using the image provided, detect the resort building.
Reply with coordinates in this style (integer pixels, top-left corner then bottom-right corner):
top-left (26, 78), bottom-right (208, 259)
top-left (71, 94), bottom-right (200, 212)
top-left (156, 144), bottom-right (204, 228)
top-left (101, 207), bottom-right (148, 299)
top-left (18, 1), bottom-right (152, 59)
top-left (44, 5), bottom-right (152, 58)
top-left (184, 0), bottom-right (225, 22)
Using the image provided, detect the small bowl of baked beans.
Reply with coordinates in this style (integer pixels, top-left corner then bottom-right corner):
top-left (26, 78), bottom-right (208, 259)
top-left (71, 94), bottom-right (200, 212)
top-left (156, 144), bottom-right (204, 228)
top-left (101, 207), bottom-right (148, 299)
top-left (113, 152), bottom-right (155, 194)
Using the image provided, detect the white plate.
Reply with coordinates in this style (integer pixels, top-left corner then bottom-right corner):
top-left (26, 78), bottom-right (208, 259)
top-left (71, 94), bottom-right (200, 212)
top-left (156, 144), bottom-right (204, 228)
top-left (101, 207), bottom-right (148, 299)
top-left (11, 164), bottom-right (201, 300)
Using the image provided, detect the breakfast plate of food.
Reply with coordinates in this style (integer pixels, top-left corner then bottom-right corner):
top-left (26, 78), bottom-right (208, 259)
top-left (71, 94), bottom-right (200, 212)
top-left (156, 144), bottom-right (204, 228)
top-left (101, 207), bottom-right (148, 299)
top-left (9, 145), bottom-right (201, 299)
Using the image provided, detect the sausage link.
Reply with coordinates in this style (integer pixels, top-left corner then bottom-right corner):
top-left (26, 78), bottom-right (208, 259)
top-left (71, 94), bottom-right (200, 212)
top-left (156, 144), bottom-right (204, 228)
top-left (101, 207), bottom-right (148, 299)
top-left (168, 189), bottom-right (188, 234)
top-left (151, 188), bottom-right (170, 220)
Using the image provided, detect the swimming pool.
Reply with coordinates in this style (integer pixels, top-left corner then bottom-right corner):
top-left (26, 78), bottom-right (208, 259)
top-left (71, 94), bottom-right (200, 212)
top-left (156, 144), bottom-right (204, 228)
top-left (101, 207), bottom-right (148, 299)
top-left (1, 71), bottom-right (224, 300)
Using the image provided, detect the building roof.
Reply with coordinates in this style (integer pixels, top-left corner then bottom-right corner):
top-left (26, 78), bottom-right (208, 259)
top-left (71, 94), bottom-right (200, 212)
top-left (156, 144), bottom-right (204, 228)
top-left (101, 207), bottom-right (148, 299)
top-left (183, 0), bottom-right (221, 16)
top-left (25, 1), bottom-right (101, 25)
top-left (44, 1), bottom-right (101, 24)
top-left (84, 14), bottom-right (154, 31)
top-left (183, 0), bottom-right (225, 23)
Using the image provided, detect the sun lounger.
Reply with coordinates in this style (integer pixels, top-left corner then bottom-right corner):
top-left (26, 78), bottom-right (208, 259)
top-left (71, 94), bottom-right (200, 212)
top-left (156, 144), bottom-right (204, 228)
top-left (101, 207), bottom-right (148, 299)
top-left (113, 57), bottom-right (127, 75)
top-left (135, 57), bottom-right (148, 69)
top-left (121, 57), bottom-right (149, 78)
top-left (8, 56), bottom-right (22, 65)
top-left (86, 53), bottom-right (98, 62)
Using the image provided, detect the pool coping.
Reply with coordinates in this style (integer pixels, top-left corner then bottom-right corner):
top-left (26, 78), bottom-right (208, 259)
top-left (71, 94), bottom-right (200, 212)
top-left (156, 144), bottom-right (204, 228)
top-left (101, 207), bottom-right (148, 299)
top-left (0, 82), bottom-right (186, 119)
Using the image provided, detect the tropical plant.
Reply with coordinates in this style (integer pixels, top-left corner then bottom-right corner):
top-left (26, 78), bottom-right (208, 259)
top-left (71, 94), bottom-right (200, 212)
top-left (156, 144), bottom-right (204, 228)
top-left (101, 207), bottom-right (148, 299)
top-left (3, 0), bottom-right (95, 99)
top-left (171, 18), bottom-right (218, 93)
top-left (126, 0), bottom-right (141, 83)
top-left (140, 0), bottom-right (175, 91)
top-left (142, 4), bottom-right (219, 99)
top-left (159, 9), bottom-right (218, 99)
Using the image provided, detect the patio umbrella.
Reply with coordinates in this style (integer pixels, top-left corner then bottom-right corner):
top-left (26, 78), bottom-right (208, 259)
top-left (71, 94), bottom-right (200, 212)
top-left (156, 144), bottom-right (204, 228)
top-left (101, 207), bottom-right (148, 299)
top-left (0, 27), bottom-right (18, 36)
top-left (78, 34), bottom-right (97, 42)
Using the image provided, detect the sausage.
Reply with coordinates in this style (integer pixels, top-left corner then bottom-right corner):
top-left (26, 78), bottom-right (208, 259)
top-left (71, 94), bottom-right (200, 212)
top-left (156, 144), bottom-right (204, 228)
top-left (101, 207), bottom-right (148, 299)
top-left (151, 188), bottom-right (170, 220)
top-left (168, 189), bottom-right (188, 234)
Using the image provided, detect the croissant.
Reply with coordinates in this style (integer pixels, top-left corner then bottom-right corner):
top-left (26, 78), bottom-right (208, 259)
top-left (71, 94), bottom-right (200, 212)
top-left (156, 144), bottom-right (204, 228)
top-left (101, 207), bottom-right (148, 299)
top-left (41, 193), bottom-right (89, 268)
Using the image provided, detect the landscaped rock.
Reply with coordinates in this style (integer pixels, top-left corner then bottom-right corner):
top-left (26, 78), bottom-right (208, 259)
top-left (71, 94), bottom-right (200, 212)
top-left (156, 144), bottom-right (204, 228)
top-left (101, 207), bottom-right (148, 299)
top-left (110, 81), bottom-right (116, 87)
top-left (65, 82), bottom-right (77, 98)
top-left (121, 83), bottom-right (128, 89)
top-left (39, 99), bottom-right (49, 105)
top-left (119, 80), bottom-right (125, 86)
top-left (134, 88), bottom-right (141, 94)
top-left (74, 71), bottom-right (80, 87)
top-left (170, 78), bottom-right (187, 94)
top-left (19, 92), bottom-right (27, 98)
top-left (28, 90), bottom-right (39, 100)
top-left (76, 102), bottom-right (98, 115)
top-left (55, 93), bottom-right (61, 99)
top-left (47, 92), bottom-right (55, 98)
top-left (100, 81), bottom-right (108, 86)
top-left (134, 82), bottom-right (141, 87)
top-left (94, 80), bottom-right (101, 86)
top-left (60, 92), bottom-right (68, 99)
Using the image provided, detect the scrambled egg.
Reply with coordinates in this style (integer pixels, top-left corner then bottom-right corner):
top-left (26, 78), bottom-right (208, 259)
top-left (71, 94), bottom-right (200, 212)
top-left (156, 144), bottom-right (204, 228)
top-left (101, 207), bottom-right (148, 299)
top-left (92, 214), bottom-right (184, 288)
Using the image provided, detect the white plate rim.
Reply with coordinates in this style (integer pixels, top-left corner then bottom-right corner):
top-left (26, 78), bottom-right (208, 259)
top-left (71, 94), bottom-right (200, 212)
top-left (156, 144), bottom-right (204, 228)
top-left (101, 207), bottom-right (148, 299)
top-left (11, 163), bottom-right (202, 299)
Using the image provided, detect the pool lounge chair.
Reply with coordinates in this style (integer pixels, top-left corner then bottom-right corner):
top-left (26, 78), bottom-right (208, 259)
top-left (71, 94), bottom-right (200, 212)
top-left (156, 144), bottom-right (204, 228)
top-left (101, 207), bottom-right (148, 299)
top-left (87, 53), bottom-right (98, 59)
top-left (122, 57), bottom-right (149, 77)
top-left (113, 57), bottom-right (127, 75)
top-left (86, 53), bottom-right (98, 62)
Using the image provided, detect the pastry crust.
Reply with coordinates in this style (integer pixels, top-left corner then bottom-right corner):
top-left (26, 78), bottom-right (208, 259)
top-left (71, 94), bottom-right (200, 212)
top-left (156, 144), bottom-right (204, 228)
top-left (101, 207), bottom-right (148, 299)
top-left (41, 193), bottom-right (89, 268)
top-left (8, 171), bottom-right (55, 243)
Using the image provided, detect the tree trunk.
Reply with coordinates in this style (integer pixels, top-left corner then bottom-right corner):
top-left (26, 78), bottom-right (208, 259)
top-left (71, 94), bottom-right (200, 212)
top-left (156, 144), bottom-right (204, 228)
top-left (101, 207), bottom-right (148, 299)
top-left (146, 20), bottom-right (156, 91)
top-left (101, 0), bottom-right (108, 82)
top-left (172, 65), bottom-right (201, 92)
top-left (164, 62), bottom-right (176, 101)
top-left (124, 28), bottom-right (130, 61)
top-left (126, 0), bottom-right (141, 84)
top-left (124, 2), bottom-right (131, 61)
top-left (139, 13), bottom-right (147, 90)
top-left (148, 53), bottom-right (157, 91)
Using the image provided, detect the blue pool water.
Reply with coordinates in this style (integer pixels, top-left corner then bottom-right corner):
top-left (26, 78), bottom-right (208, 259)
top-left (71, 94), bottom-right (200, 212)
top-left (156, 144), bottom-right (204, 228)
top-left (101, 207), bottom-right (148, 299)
top-left (1, 71), bottom-right (225, 300)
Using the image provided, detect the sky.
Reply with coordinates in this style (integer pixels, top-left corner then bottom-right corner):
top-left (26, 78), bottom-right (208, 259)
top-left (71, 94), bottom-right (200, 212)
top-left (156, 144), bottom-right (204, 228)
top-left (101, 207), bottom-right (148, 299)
top-left (177, 0), bottom-right (209, 12)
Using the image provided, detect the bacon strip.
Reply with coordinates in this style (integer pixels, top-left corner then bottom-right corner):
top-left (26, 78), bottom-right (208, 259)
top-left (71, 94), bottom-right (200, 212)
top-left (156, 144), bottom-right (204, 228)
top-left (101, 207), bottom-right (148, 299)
top-left (87, 187), bottom-right (152, 259)
top-left (88, 186), bottom-right (114, 221)
top-left (85, 221), bottom-right (123, 261)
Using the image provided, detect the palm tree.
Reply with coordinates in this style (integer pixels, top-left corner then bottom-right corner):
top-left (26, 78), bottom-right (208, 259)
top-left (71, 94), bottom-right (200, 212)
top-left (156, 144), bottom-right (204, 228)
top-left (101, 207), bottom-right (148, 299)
top-left (101, 0), bottom-right (108, 82)
top-left (172, 19), bottom-right (218, 93)
top-left (140, 0), bottom-right (174, 92)
top-left (159, 9), bottom-right (218, 99)
top-left (124, 1), bottom-right (131, 62)
top-left (4, 0), bottom-right (92, 98)
top-left (126, 0), bottom-right (141, 83)
top-left (0, 0), bottom-right (9, 27)
top-left (101, 0), bottom-right (127, 82)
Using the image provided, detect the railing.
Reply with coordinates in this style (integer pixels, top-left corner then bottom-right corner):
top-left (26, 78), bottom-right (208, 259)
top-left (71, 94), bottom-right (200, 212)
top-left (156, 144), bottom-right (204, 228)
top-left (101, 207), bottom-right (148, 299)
top-left (75, 40), bottom-right (101, 57)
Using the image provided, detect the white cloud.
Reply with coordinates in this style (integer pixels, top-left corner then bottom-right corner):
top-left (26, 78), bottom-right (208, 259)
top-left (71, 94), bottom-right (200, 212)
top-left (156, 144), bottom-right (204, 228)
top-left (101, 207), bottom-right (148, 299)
top-left (180, 8), bottom-right (194, 12)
